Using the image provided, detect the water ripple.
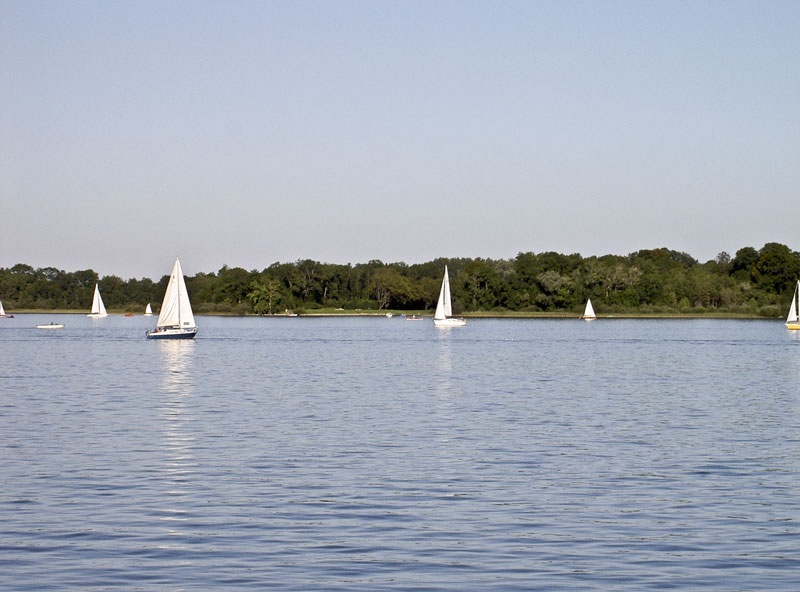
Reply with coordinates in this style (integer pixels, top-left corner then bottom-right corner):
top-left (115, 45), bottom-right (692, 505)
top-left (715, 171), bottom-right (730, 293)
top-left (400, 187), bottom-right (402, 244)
top-left (1, 317), bottom-right (798, 590)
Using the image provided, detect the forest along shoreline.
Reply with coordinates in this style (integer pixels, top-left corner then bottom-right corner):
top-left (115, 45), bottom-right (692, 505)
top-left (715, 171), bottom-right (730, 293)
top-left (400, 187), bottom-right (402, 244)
top-left (2, 244), bottom-right (798, 319)
top-left (4, 309), bottom-right (779, 320)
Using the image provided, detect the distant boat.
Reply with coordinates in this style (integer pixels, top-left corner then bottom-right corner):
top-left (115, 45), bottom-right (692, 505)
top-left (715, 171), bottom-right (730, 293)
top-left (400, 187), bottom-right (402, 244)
top-left (87, 284), bottom-right (108, 318)
top-left (406, 315), bottom-right (423, 321)
top-left (144, 303), bottom-right (153, 316)
top-left (0, 300), bottom-right (8, 317)
top-left (433, 266), bottom-right (466, 327)
top-left (36, 322), bottom-right (64, 329)
top-left (785, 280), bottom-right (800, 330)
top-left (146, 257), bottom-right (197, 339)
top-left (581, 298), bottom-right (597, 321)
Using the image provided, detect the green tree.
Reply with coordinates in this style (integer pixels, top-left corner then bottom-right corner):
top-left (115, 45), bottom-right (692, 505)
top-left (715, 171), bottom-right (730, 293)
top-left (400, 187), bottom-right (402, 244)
top-left (368, 268), bottom-right (415, 309)
top-left (462, 259), bottom-right (501, 310)
top-left (753, 243), bottom-right (800, 295)
top-left (248, 279), bottom-right (282, 314)
top-left (731, 247), bottom-right (759, 282)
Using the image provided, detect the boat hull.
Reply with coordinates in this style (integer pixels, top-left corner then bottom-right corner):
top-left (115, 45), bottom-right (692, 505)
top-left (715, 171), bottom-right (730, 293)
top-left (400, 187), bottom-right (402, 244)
top-left (434, 317), bottom-right (467, 327)
top-left (36, 324), bottom-right (64, 329)
top-left (146, 328), bottom-right (197, 339)
top-left (785, 322), bottom-right (800, 330)
top-left (87, 313), bottom-right (108, 318)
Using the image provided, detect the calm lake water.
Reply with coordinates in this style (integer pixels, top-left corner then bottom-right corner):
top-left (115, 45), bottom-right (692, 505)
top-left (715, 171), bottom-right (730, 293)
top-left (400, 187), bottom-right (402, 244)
top-left (1, 315), bottom-right (798, 590)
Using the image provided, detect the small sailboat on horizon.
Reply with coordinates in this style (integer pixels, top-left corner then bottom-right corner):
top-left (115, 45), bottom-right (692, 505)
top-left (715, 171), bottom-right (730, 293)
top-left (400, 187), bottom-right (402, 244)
top-left (433, 266), bottom-right (466, 327)
top-left (0, 300), bottom-right (11, 317)
top-left (87, 284), bottom-right (108, 318)
top-left (144, 303), bottom-right (153, 316)
top-left (146, 257), bottom-right (197, 339)
top-left (581, 298), bottom-right (597, 321)
top-left (785, 280), bottom-right (800, 330)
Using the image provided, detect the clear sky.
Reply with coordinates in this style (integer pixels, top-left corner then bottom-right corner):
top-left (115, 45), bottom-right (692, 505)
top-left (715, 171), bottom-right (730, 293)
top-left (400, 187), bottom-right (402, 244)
top-left (2, 0), bottom-right (798, 279)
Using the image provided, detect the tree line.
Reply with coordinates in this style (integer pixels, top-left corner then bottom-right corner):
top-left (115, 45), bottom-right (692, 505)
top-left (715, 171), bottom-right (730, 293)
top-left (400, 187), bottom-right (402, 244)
top-left (2, 243), bottom-right (799, 317)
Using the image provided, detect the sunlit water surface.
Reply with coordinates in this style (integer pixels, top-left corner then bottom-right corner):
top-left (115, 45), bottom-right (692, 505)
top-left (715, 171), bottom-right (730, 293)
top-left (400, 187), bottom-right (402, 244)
top-left (1, 315), bottom-right (798, 590)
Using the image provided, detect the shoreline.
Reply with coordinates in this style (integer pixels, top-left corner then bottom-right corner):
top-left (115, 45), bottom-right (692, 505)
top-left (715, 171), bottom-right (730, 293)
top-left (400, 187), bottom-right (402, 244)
top-left (5, 309), bottom-right (779, 320)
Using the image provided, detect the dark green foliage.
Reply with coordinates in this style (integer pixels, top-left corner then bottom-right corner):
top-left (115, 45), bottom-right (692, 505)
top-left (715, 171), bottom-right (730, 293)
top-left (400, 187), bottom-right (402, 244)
top-left (752, 243), bottom-right (800, 295)
top-left (1, 242), bottom-right (798, 316)
top-left (731, 247), bottom-right (759, 282)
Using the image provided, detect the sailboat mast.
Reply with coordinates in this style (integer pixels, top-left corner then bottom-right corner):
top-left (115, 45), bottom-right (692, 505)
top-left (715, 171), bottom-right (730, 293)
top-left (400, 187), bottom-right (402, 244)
top-left (176, 259), bottom-right (181, 326)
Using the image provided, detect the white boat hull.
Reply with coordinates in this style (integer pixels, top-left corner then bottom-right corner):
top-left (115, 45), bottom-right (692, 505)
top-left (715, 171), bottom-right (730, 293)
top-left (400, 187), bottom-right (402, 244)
top-left (434, 317), bottom-right (467, 327)
top-left (87, 313), bottom-right (108, 318)
top-left (36, 324), bottom-right (64, 329)
top-left (146, 327), bottom-right (197, 339)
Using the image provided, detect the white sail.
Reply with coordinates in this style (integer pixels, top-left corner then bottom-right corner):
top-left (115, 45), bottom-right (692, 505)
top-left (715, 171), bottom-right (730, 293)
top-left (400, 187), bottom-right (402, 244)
top-left (88, 284), bottom-right (108, 317)
top-left (434, 266), bottom-right (452, 320)
top-left (583, 298), bottom-right (596, 319)
top-left (155, 258), bottom-right (196, 330)
top-left (0, 300), bottom-right (5, 316)
top-left (144, 303), bottom-right (153, 316)
top-left (433, 266), bottom-right (466, 326)
top-left (786, 281), bottom-right (800, 324)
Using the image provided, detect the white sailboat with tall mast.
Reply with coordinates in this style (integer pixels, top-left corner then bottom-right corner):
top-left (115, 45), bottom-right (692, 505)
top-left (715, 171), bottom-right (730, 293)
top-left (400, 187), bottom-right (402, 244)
top-left (785, 280), bottom-right (800, 330)
top-left (144, 303), bottom-right (153, 316)
top-left (146, 257), bottom-right (197, 339)
top-left (581, 298), bottom-right (597, 321)
top-left (433, 266), bottom-right (466, 327)
top-left (87, 284), bottom-right (108, 318)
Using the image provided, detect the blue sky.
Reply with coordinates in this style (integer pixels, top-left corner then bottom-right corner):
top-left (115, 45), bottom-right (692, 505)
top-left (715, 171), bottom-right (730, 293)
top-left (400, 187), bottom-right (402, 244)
top-left (2, 0), bottom-right (798, 278)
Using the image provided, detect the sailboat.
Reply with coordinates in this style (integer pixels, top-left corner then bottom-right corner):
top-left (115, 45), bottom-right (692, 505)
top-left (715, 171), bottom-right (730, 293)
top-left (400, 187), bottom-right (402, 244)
top-left (433, 266), bottom-right (466, 327)
top-left (146, 257), bottom-right (197, 339)
top-left (144, 303), bottom-right (153, 316)
top-left (581, 298), bottom-right (597, 321)
top-left (785, 280), bottom-right (800, 330)
top-left (87, 284), bottom-right (108, 318)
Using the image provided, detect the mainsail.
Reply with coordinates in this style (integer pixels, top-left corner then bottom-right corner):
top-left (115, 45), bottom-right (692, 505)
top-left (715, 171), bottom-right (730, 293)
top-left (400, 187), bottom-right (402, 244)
top-left (434, 266), bottom-right (453, 320)
top-left (583, 299), bottom-right (596, 319)
top-left (786, 281), bottom-right (800, 325)
top-left (156, 258), bottom-right (196, 329)
top-left (89, 284), bottom-right (108, 316)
